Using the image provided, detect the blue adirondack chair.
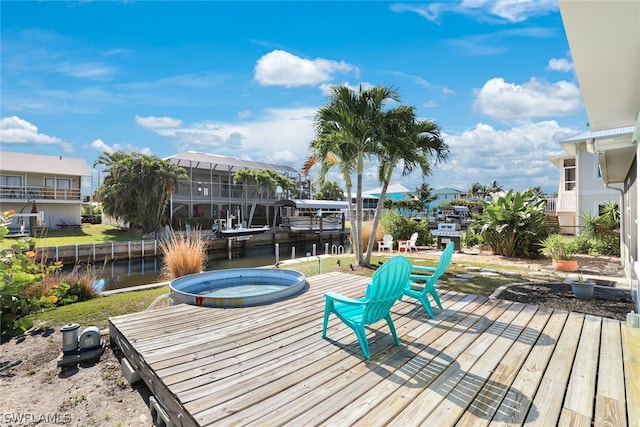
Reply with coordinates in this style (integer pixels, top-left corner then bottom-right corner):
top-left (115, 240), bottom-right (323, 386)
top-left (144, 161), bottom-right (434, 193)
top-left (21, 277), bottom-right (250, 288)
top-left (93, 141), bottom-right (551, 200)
top-left (403, 241), bottom-right (455, 317)
top-left (321, 255), bottom-right (412, 359)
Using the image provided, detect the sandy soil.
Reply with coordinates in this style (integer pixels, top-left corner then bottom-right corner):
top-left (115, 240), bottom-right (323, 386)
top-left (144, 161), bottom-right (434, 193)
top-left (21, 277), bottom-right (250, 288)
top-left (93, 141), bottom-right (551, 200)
top-left (0, 251), bottom-right (630, 426)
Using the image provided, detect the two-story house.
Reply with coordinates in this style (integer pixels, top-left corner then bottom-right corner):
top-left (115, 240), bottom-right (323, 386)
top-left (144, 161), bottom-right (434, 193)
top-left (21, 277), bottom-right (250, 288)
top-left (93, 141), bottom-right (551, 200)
top-left (548, 128), bottom-right (629, 235)
top-left (165, 151), bottom-right (300, 227)
top-left (559, 0), bottom-right (639, 312)
top-left (0, 151), bottom-right (91, 231)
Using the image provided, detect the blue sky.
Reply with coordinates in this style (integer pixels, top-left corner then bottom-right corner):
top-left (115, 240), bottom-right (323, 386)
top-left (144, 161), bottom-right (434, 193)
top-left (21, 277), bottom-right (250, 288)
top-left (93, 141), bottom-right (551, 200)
top-left (1, 1), bottom-right (585, 196)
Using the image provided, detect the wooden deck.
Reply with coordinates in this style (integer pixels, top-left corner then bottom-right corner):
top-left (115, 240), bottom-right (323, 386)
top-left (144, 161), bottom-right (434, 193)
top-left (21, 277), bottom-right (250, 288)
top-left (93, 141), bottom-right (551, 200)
top-left (109, 272), bottom-right (640, 427)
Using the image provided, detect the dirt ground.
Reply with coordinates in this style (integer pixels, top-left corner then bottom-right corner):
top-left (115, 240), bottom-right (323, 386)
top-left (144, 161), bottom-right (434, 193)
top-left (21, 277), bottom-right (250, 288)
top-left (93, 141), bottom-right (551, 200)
top-left (0, 251), bottom-right (632, 426)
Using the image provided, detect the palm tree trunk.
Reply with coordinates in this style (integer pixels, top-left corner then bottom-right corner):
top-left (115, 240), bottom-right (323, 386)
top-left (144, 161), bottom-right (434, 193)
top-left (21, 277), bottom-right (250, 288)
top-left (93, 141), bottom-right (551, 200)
top-left (363, 172), bottom-right (392, 265)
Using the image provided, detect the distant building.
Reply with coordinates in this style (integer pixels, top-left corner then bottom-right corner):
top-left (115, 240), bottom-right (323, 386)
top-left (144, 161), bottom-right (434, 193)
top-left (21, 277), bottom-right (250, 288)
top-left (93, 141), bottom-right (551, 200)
top-left (430, 187), bottom-right (463, 210)
top-left (0, 151), bottom-right (91, 231)
top-left (548, 128), bottom-right (628, 235)
top-left (165, 151), bottom-right (300, 226)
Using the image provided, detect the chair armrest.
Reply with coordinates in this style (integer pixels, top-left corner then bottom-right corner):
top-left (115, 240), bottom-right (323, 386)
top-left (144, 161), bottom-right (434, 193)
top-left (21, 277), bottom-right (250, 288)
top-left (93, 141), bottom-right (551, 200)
top-left (412, 265), bottom-right (436, 273)
top-left (409, 274), bottom-right (433, 282)
top-left (324, 291), bottom-right (365, 306)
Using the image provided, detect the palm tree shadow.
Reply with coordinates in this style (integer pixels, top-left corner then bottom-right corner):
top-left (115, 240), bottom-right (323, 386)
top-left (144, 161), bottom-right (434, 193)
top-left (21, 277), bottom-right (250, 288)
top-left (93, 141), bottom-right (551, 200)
top-left (361, 303), bottom-right (552, 422)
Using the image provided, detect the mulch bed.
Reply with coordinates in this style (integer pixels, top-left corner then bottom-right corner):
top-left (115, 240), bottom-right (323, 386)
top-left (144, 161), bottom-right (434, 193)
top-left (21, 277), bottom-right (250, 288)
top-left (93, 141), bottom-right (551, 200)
top-left (496, 282), bottom-right (634, 321)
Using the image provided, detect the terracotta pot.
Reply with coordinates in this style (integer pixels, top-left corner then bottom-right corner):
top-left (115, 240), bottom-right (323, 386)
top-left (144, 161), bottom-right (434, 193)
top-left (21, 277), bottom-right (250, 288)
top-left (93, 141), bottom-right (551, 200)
top-left (552, 259), bottom-right (579, 272)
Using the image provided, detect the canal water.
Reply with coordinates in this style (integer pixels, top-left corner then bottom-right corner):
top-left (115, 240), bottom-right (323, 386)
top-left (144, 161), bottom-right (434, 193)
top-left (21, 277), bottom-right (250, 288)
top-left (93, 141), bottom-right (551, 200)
top-left (92, 243), bottom-right (349, 292)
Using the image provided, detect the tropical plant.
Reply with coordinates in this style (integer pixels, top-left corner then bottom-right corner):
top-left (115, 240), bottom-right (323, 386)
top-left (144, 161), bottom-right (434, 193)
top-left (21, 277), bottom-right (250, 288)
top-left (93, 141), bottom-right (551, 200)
top-left (0, 210), bottom-right (62, 336)
top-left (233, 168), bottom-right (296, 227)
top-left (313, 181), bottom-right (344, 201)
top-left (470, 189), bottom-right (549, 257)
top-left (579, 201), bottom-right (620, 256)
top-left (540, 234), bottom-right (576, 260)
top-left (379, 210), bottom-right (434, 247)
top-left (305, 85), bottom-right (399, 265)
top-left (94, 151), bottom-right (189, 234)
top-left (414, 183), bottom-right (437, 210)
top-left (363, 105), bottom-right (448, 266)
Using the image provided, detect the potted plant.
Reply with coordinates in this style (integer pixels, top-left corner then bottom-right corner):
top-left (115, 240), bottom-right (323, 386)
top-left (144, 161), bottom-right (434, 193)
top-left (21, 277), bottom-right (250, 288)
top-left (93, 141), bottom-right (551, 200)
top-left (541, 234), bottom-right (578, 272)
top-left (570, 274), bottom-right (596, 299)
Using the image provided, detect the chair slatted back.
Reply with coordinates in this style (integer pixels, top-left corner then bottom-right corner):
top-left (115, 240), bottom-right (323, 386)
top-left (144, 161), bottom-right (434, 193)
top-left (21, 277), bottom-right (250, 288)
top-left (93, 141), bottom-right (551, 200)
top-left (432, 241), bottom-right (454, 279)
top-left (363, 256), bottom-right (411, 324)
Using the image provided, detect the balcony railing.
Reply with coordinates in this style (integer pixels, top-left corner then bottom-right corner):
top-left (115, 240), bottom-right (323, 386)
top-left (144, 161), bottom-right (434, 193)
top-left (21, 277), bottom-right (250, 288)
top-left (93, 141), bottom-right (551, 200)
top-left (1, 185), bottom-right (81, 201)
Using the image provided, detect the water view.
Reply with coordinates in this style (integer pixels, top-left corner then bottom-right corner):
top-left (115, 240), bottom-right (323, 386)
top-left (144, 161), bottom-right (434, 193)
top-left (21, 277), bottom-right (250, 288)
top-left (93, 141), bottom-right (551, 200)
top-left (92, 243), bottom-right (348, 292)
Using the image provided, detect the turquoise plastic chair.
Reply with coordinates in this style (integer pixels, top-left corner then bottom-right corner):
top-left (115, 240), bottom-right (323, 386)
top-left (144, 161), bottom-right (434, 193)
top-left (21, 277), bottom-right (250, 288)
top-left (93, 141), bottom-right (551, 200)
top-left (321, 256), bottom-right (412, 359)
top-left (403, 241), bottom-right (454, 317)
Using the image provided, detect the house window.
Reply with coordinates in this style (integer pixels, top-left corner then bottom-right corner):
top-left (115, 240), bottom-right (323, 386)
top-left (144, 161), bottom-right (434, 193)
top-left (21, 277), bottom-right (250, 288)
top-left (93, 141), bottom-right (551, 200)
top-left (45, 178), bottom-right (71, 188)
top-left (1, 175), bottom-right (21, 187)
top-left (564, 159), bottom-right (576, 191)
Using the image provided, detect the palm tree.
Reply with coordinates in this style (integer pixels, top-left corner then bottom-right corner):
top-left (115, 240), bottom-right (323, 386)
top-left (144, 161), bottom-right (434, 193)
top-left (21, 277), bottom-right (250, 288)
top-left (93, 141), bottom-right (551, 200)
top-left (467, 182), bottom-right (484, 201)
top-left (95, 151), bottom-right (188, 234)
top-left (305, 84), bottom-right (400, 264)
top-left (414, 183), bottom-right (437, 210)
top-left (489, 180), bottom-right (504, 194)
top-left (362, 105), bottom-right (448, 265)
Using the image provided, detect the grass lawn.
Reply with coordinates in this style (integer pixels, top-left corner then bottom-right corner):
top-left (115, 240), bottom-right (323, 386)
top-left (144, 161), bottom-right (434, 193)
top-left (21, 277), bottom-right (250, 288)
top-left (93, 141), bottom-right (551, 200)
top-left (28, 253), bottom-right (528, 332)
top-left (1, 224), bottom-right (143, 248)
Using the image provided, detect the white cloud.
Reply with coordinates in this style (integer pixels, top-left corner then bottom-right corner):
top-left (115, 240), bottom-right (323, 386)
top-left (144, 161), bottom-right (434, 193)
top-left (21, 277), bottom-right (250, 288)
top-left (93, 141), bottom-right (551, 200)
top-left (414, 120), bottom-right (572, 193)
top-left (89, 138), bottom-right (153, 156)
top-left (136, 109), bottom-right (316, 169)
top-left (473, 77), bottom-right (583, 121)
top-left (442, 86), bottom-right (455, 96)
top-left (135, 115), bottom-right (183, 128)
top-left (254, 50), bottom-right (355, 87)
top-left (547, 58), bottom-right (573, 72)
top-left (0, 116), bottom-right (73, 152)
top-left (53, 61), bottom-right (117, 80)
top-left (392, 0), bottom-right (558, 24)
top-left (238, 110), bottom-right (251, 119)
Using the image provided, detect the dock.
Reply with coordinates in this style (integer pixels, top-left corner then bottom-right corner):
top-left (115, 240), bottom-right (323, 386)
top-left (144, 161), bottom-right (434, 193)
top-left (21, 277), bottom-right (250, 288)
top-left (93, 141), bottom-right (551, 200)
top-left (109, 271), bottom-right (639, 426)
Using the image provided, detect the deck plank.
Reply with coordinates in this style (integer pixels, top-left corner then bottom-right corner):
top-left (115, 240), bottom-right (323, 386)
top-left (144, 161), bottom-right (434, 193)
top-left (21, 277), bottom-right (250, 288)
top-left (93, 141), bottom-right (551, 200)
top-left (622, 324), bottom-right (640, 427)
top-left (455, 306), bottom-right (554, 426)
top-left (107, 271), bottom-right (635, 427)
top-left (523, 311), bottom-right (585, 427)
top-left (488, 309), bottom-right (569, 426)
top-left (595, 317), bottom-right (627, 427)
top-left (558, 314), bottom-right (601, 426)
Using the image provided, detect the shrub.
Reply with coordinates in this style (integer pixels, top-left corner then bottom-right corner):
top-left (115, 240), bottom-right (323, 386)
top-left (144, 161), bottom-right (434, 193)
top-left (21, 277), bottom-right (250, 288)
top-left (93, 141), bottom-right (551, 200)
top-left (1, 211), bottom-right (62, 336)
top-left (470, 189), bottom-right (548, 258)
top-left (380, 211), bottom-right (434, 247)
top-left (159, 228), bottom-right (209, 279)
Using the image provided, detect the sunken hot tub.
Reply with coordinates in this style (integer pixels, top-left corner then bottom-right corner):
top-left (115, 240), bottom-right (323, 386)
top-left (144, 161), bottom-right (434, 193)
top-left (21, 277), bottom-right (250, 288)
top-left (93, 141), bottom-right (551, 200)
top-left (169, 268), bottom-right (306, 308)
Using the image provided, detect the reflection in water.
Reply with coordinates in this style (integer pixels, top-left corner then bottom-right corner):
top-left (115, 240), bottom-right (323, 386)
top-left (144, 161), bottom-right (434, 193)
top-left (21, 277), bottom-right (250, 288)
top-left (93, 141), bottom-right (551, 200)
top-left (93, 243), bottom-right (347, 292)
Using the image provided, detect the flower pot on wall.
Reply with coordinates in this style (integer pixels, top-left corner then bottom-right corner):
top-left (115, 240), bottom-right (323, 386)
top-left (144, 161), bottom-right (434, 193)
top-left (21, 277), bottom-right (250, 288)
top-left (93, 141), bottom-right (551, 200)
top-left (552, 259), bottom-right (579, 272)
top-left (571, 281), bottom-right (595, 299)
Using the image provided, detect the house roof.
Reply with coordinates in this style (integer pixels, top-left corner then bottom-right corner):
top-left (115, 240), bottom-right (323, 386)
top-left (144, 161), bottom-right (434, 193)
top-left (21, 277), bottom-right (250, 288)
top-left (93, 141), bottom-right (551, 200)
top-left (434, 187), bottom-right (462, 195)
top-left (0, 151), bottom-right (91, 176)
top-left (166, 151), bottom-right (299, 176)
top-left (559, 1), bottom-right (640, 183)
top-left (362, 183), bottom-right (412, 198)
top-left (559, 1), bottom-right (640, 131)
top-left (560, 126), bottom-right (636, 144)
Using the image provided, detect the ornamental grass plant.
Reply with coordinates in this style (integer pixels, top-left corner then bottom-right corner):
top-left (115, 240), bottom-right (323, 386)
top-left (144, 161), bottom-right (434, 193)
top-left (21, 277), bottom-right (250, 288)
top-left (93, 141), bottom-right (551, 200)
top-left (159, 228), bottom-right (209, 280)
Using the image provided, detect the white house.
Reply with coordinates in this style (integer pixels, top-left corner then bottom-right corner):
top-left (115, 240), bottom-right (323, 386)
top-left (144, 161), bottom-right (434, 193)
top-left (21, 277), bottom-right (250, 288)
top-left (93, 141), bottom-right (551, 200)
top-left (559, 0), bottom-right (640, 312)
top-left (548, 128), bottom-right (630, 235)
top-left (0, 151), bottom-right (91, 231)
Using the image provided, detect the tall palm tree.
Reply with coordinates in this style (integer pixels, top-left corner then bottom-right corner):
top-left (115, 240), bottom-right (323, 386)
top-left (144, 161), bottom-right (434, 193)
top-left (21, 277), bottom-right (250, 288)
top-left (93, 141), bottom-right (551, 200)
top-left (305, 84), bottom-right (400, 264)
top-left (467, 182), bottom-right (484, 200)
top-left (363, 105), bottom-right (448, 265)
top-left (489, 180), bottom-right (504, 194)
top-left (414, 182), bottom-right (437, 210)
